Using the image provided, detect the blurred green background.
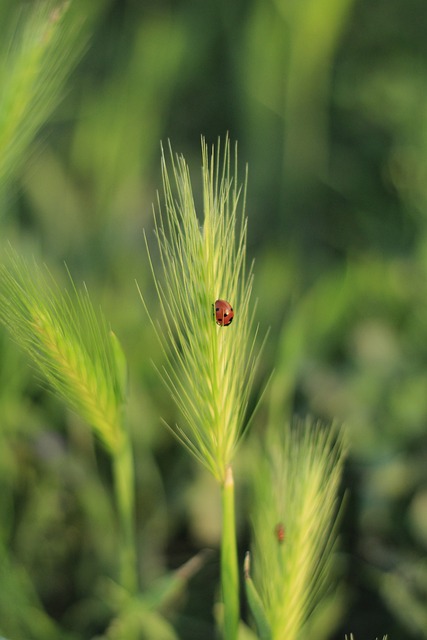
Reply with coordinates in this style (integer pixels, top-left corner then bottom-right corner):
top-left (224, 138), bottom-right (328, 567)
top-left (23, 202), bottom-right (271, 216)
top-left (2, 0), bottom-right (427, 638)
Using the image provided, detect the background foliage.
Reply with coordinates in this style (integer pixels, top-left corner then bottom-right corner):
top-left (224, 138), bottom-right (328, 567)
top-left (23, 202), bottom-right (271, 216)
top-left (1, 0), bottom-right (427, 638)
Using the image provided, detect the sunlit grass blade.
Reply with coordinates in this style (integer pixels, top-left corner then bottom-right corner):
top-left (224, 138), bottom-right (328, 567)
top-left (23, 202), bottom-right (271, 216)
top-left (249, 419), bottom-right (346, 640)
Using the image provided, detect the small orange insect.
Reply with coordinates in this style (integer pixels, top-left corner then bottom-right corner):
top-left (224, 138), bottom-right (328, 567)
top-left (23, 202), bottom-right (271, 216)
top-left (213, 299), bottom-right (234, 326)
top-left (275, 522), bottom-right (285, 544)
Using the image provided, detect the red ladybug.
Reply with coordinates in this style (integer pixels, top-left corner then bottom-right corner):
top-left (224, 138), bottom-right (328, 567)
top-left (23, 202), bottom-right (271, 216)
top-left (213, 299), bottom-right (234, 326)
top-left (275, 522), bottom-right (285, 544)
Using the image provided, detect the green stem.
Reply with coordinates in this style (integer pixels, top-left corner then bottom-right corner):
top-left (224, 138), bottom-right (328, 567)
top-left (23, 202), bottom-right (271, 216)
top-left (112, 428), bottom-right (138, 593)
top-left (221, 465), bottom-right (240, 640)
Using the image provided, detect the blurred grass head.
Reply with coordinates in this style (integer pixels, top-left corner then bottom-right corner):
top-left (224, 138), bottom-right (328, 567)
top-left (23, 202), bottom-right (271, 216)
top-left (247, 420), bottom-right (346, 640)
top-left (0, 250), bottom-right (126, 453)
top-left (0, 0), bottom-right (105, 191)
top-left (140, 137), bottom-right (262, 483)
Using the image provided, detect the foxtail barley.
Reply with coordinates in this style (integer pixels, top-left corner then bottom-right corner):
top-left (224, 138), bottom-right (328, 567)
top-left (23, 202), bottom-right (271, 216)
top-left (140, 137), bottom-right (262, 639)
top-left (247, 420), bottom-right (345, 640)
top-left (140, 137), bottom-right (260, 483)
top-left (0, 251), bottom-right (137, 592)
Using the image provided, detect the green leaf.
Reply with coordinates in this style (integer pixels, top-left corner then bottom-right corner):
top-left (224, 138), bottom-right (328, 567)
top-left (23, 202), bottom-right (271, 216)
top-left (140, 550), bottom-right (211, 610)
top-left (99, 605), bottom-right (179, 640)
top-left (243, 553), bottom-right (272, 640)
top-left (109, 330), bottom-right (128, 404)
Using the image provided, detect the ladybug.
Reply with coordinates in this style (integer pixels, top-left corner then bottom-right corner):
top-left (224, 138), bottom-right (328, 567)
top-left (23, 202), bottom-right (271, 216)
top-left (213, 299), bottom-right (234, 326)
top-left (275, 522), bottom-right (285, 544)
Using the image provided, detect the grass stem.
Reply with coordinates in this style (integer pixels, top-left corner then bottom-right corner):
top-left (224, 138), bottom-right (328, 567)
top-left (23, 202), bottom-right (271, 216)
top-left (221, 465), bottom-right (239, 640)
top-left (112, 428), bottom-right (138, 594)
